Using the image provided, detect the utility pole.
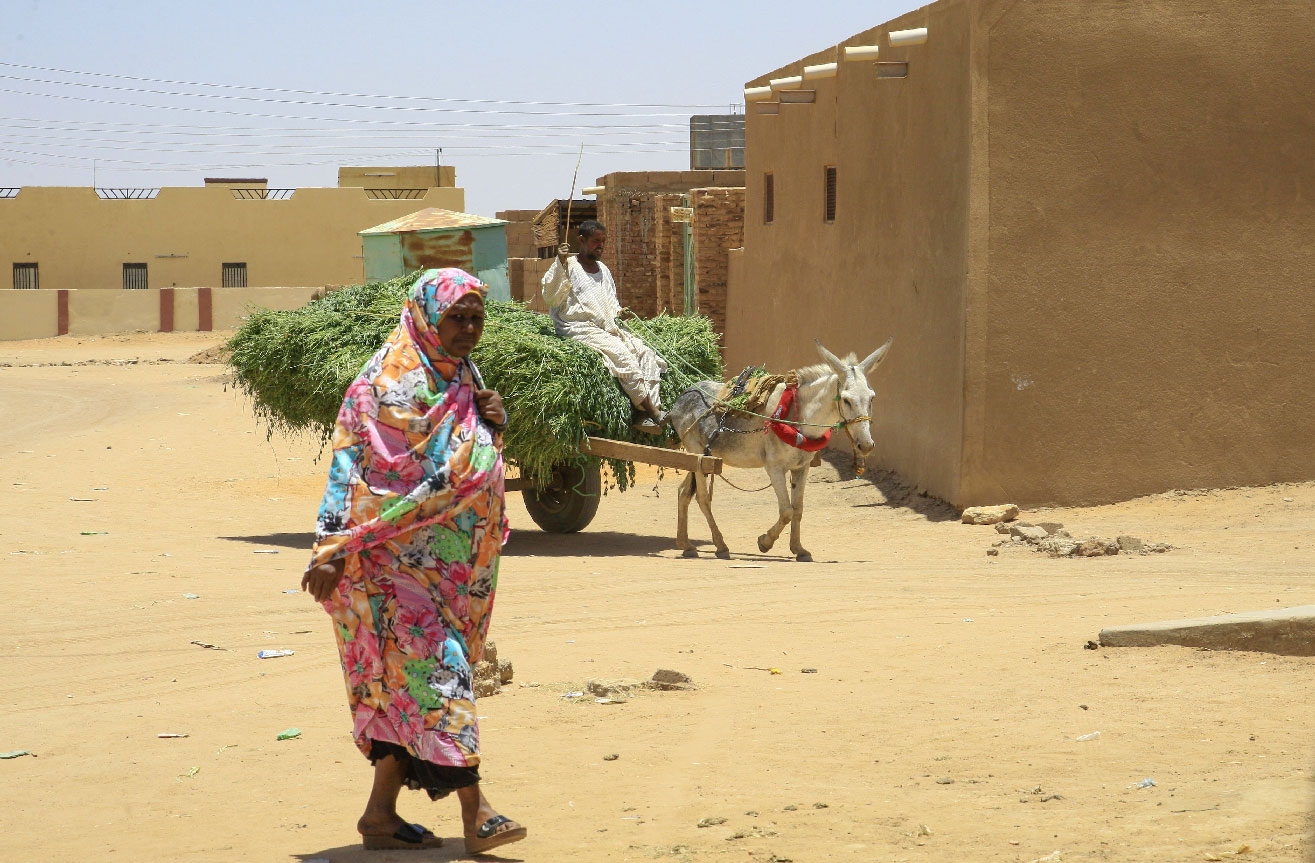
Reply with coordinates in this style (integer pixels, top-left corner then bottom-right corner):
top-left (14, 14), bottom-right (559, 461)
top-left (435, 148), bottom-right (442, 187)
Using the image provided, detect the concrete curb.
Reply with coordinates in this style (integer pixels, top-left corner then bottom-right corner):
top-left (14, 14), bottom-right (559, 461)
top-left (1099, 606), bottom-right (1315, 656)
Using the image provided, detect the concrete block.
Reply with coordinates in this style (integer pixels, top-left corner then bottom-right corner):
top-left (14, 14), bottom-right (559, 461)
top-left (1099, 606), bottom-right (1315, 656)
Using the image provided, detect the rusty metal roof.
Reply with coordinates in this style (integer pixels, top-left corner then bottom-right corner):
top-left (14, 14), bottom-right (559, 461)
top-left (360, 208), bottom-right (507, 235)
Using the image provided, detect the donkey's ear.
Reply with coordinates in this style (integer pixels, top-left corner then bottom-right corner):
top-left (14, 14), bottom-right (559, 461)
top-left (859, 337), bottom-right (893, 375)
top-left (814, 339), bottom-right (847, 375)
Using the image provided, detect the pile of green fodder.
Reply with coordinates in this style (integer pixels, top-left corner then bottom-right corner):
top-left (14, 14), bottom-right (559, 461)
top-left (226, 275), bottom-right (724, 491)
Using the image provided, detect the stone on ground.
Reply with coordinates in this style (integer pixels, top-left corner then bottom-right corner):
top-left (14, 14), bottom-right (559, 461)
top-left (650, 668), bottom-right (695, 691)
top-left (1116, 535), bottom-right (1144, 553)
top-left (586, 678), bottom-right (645, 698)
top-left (1099, 606), bottom-right (1315, 656)
top-left (961, 504), bottom-right (1020, 525)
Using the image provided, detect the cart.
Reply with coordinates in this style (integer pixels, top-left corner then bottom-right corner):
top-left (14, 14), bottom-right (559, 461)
top-left (505, 437), bottom-right (723, 534)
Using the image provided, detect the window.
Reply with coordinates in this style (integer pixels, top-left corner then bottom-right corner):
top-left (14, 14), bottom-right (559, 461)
top-left (763, 172), bottom-right (774, 224)
top-left (222, 262), bottom-right (247, 287)
top-left (12, 262), bottom-right (38, 290)
top-left (122, 262), bottom-right (148, 290)
top-left (824, 166), bottom-right (838, 223)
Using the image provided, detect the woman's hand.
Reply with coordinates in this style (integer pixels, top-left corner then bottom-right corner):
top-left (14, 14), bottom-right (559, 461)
top-left (302, 558), bottom-right (345, 603)
top-left (476, 389), bottom-right (507, 429)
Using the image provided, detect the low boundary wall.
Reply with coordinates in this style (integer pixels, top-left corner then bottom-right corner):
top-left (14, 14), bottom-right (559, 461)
top-left (0, 286), bottom-right (324, 340)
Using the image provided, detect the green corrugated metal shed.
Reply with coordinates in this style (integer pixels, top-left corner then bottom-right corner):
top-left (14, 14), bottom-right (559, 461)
top-left (359, 208), bottom-right (510, 300)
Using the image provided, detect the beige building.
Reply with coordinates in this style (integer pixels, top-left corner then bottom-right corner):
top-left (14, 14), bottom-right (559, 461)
top-left (1, 165), bottom-right (463, 293)
top-left (725, 0), bottom-right (1315, 507)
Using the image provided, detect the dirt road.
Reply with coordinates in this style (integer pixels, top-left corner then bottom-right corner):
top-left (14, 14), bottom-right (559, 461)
top-left (1, 333), bottom-right (1311, 862)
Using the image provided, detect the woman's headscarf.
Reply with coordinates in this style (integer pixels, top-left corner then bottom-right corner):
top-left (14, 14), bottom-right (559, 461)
top-left (309, 268), bottom-right (507, 568)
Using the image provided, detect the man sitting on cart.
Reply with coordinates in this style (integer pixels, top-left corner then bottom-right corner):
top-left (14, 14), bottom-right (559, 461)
top-left (542, 220), bottom-right (668, 433)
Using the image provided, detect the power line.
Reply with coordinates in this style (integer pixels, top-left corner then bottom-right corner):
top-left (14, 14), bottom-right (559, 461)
top-left (0, 115), bottom-right (749, 133)
top-left (0, 60), bottom-right (730, 110)
top-left (0, 78), bottom-right (708, 120)
top-left (0, 137), bottom-right (739, 155)
top-left (0, 145), bottom-right (710, 167)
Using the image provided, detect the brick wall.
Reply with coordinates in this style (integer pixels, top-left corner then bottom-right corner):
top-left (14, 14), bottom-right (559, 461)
top-left (599, 192), bottom-right (660, 317)
top-left (594, 171), bottom-right (745, 320)
top-left (506, 257), bottom-right (551, 313)
top-left (495, 209), bottom-right (541, 259)
top-left (690, 187), bottom-right (745, 338)
top-left (652, 193), bottom-right (687, 315)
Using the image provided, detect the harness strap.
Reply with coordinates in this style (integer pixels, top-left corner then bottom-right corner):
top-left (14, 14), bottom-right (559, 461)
top-left (767, 384), bottom-right (832, 452)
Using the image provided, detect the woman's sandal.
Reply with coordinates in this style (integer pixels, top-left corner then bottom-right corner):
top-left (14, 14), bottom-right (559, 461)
top-left (465, 814), bottom-right (528, 854)
top-left (361, 822), bottom-right (444, 850)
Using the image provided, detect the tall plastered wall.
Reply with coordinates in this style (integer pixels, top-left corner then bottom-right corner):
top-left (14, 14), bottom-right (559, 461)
top-left (964, 0), bottom-right (1315, 505)
top-left (0, 185), bottom-right (464, 292)
top-left (727, 0), bottom-right (1315, 507)
top-left (726, 0), bottom-right (973, 504)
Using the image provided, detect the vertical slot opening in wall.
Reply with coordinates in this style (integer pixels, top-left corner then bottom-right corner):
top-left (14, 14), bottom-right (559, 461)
top-left (222, 262), bottom-right (247, 287)
top-left (824, 166), bottom-right (837, 223)
top-left (123, 262), bottom-right (148, 290)
top-left (12, 262), bottom-right (38, 289)
top-left (764, 172), bottom-right (774, 224)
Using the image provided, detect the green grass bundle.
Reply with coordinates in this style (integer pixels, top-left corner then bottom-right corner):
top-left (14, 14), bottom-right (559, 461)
top-left (226, 276), bottom-right (724, 491)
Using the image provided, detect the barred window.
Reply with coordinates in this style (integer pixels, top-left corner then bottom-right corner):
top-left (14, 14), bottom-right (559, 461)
top-left (123, 262), bottom-right (148, 290)
top-left (824, 166), bottom-right (837, 223)
top-left (12, 262), bottom-right (38, 290)
top-left (222, 262), bottom-right (247, 287)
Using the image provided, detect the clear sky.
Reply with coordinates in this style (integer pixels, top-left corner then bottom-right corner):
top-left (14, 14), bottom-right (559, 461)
top-left (2, 0), bottom-right (923, 216)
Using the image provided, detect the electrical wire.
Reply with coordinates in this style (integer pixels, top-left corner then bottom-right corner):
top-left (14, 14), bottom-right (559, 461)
top-left (0, 60), bottom-right (734, 111)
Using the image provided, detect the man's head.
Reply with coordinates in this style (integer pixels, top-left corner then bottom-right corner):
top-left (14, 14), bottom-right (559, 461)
top-left (578, 220), bottom-right (606, 261)
top-left (437, 292), bottom-right (485, 358)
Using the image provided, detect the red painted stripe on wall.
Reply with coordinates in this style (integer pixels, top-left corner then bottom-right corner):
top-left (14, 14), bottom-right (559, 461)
top-left (57, 290), bottom-right (69, 335)
top-left (198, 287), bottom-right (213, 332)
top-left (159, 288), bottom-right (174, 332)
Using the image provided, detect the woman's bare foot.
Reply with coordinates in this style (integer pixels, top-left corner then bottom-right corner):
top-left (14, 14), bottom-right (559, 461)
top-left (458, 784), bottom-right (527, 852)
top-left (357, 811), bottom-right (408, 836)
top-left (357, 753), bottom-right (415, 839)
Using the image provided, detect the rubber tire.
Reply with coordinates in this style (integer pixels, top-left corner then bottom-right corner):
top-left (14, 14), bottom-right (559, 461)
top-left (522, 460), bottom-right (602, 533)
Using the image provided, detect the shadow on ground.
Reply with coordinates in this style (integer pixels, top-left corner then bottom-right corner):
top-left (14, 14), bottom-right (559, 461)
top-left (220, 530), bottom-right (677, 558)
top-left (295, 843), bottom-right (522, 862)
top-left (817, 451), bottom-right (959, 523)
top-left (221, 531), bottom-right (315, 550)
top-left (504, 530), bottom-right (674, 558)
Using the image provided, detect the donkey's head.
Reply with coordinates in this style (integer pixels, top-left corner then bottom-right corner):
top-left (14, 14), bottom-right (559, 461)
top-left (814, 337), bottom-right (893, 456)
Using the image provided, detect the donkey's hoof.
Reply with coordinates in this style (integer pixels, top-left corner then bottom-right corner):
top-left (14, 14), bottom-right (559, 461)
top-left (681, 548), bottom-right (699, 558)
top-left (794, 551), bottom-right (813, 562)
top-left (715, 548), bottom-right (732, 560)
top-left (757, 535), bottom-right (772, 553)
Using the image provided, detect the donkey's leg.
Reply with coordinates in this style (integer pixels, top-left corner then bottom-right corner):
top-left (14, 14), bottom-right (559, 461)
top-left (692, 473), bottom-right (731, 559)
top-left (676, 472), bottom-right (698, 558)
top-left (756, 465), bottom-right (794, 553)
top-left (787, 466), bottom-right (811, 562)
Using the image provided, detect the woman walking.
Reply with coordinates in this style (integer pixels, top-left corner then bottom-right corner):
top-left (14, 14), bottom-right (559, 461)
top-left (301, 268), bottom-right (527, 853)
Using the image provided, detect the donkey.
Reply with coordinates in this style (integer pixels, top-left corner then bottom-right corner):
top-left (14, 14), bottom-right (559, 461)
top-left (669, 338), bottom-right (892, 561)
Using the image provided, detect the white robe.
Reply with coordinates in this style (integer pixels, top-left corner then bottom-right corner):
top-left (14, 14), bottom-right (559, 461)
top-left (541, 256), bottom-right (668, 409)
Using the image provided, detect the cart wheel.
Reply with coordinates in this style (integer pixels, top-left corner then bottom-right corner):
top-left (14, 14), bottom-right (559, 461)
top-left (522, 460), bottom-right (602, 533)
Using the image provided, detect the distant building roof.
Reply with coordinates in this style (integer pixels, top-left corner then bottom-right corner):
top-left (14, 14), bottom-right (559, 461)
top-left (360, 208), bottom-right (506, 235)
top-left (204, 177), bottom-right (267, 184)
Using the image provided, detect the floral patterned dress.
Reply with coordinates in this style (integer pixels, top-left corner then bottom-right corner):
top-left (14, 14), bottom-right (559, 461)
top-left (308, 268), bottom-right (508, 798)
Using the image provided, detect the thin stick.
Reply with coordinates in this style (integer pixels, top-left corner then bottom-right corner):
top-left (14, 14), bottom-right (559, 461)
top-left (563, 143), bottom-right (584, 250)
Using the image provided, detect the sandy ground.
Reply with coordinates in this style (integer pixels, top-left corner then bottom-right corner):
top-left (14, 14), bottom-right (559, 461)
top-left (1, 332), bottom-right (1312, 863)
